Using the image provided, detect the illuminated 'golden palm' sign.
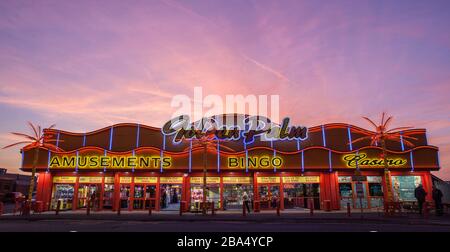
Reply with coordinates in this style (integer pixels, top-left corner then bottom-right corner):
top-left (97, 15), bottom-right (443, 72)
top-left (343, 153), bottom-right (407, 168)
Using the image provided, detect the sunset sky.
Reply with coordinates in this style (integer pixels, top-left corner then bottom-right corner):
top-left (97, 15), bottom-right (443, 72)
top-left (0, 0), bottom-right (449, 179)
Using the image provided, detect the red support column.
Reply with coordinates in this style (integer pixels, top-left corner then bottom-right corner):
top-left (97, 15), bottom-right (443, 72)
top-left (156, 177), bottom-right (160, 211)
top-left (329, 172), bottom-right (340, 210)
top-left (279, 173), bottom-right (284, 210)
top-left (73, 176), bottom-right (79, 210)
top-left (99, 175), bottom-right (105, 211)
top-left (113, 173), bottom-right (120, 211)
top-left (220, 176), bottom-right (224, 210)
top-left (381, 171), bottom-right (393, 203)
top-left (421, 172), bottom-right (433, 202)
top-left (129, 176), bottom-right (135, 211)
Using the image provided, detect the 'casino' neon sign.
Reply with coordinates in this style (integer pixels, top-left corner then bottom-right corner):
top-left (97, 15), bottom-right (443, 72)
top-left (342, 153), bottom-right (407, 168)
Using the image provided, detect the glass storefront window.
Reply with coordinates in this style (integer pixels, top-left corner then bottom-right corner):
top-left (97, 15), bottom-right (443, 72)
top-left (78, 184), bottom-right (99, 208)
top-left (190, 185), bottom-right (221, 211)
top-left (391, 176), bottom-right (422, 202)
top-left (223, 184), bottom-right (253, 210)
top-left (283, 183), bottom-right (320, 209)
top-left (51, 184), bottom-right (74, 210)
top-left (339, 183), bottom-right (353, 209)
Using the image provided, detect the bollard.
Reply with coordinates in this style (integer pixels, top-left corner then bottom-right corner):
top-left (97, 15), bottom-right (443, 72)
top-left (211, 202), bottom-right (215, 216)
top-left (179, 201), bottom-right (183, 216)
top-left (276, 200), bottom-right (280, 216)
top-left (86, 199), bottom-right (91, 215)
top-left (55, 200), bottom-right (61, 215)
top-left (309, 199), bottom-right (314, 216)
top-left (0, 201), bottom-right (3, 215)
top-left (347, 202), bottom-right (351, 217)
top-left (242, 202), bottom-right (246, 217)
top-left (117, 205), bottom-right (121, 215)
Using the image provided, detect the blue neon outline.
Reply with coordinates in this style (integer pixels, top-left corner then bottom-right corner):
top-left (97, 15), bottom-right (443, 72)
top-left (21, 151), bottom-right (24, 168)
top-left (437, 151), bottom-right (440, 167)
top-left (328, 150), bottom-right (332, 172)
top-left (47, 150), bottom-right (51, 172)
top-left (132, 150), bottom-right (135, 172)
top-left (301, 151), bottom-right (304, 173)
top-left (322, 125), bottom-right (327, 147)
top-left (400, 132), bottom-right (405, 151)
top-left (136, 124), bottom-right (140, 148)
top-left (109, 126), bottom-right (114, 150)
top-left (104, 149), bottom-right (107, 172)
top-left (56, 131), bottom-right (60, 147)
top-left (347, 126), bottom-right (353, 151)
top-left (160, 134), bottom-right (166, 173)
top-left (410, 151), bottom-right (415, 172)
top-left (75, 150), bottom-right (79, 172)
top-left (83, 134), bottom-right (86, 147)
top-left (272, 140), bottom-right (277, 172)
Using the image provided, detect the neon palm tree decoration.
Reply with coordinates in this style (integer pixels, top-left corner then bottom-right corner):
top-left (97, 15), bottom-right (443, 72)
top-left (351, 112), bottom-right (417, 202)
top-left (184, 129), bottom-right (234, 215)
top-left (2, 122), bottom-right (61, 214)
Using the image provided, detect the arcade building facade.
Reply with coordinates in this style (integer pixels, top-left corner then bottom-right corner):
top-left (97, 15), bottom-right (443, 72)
top-left (20, 115), bottom-right (441, 212)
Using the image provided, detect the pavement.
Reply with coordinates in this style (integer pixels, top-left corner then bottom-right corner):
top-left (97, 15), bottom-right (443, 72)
top-left (1, 205), bottom-right (450, 227)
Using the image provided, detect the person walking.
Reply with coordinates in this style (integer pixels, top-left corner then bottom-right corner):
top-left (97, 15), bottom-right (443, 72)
top-left (432, 185), bottom-right (443, 216)
top-left (414, 184), bottom-right (427, 215)
top-left (242, 191), bottom-right (251, 213)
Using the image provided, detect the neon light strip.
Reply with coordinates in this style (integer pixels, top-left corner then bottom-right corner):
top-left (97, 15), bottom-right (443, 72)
top-left (103, 149), bottom-right (107, 172)
top-left (322, 125), bottom-right (327, 147)
top-left (109, 126), bottom-right (114, 150)
top-left (347, 126), bottom-right (353, 151)
top-left (410, 151), bottom-right (415, 172)
top-left (328, 150), bottom-right (332, 172)
top-left (136, 124), bottom-right (140, 148)
top-left (160, 135), bottom-right (166, 173)
top-left (75, 150), bottom-right (79, 172)
top-left (296, 138), bottom-right (300, 151)
top-left (437, 151), bottom-right (440, 167)
top-left (217, 141), bottom-right (220, 173)
top-left (400, 132), bottom-right (405, 151)
top-left (21, 151), bottom-right (24, 168)
top-left (188, 140), bottom-right (192, 173)
top-left (83, 133), bottom-right (86, 147)
top-left (47, 150), bottom-right (51, 172)
top-left (132, 150), bottom-right (135, 172)
top-left (244, 133), bottom-right (248, 173)
top-left (56, 131), bottom-right (60, 147)
top-left (272, 140), bottom-right (276, 172)
top-left (301, 151), bottom-right (304, 173)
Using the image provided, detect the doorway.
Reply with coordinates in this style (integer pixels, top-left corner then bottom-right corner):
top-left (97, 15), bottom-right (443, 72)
top-left (77, 184), bottom-right (100, 208)
top-left (160, 184), bottom-right (182, 211)
top-left (258, 184), bottom-right (280, 209)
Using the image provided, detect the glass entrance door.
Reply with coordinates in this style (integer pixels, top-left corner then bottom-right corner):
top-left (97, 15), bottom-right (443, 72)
top-left (258, 185), bottom-right (280, 209)
top-left (119, 184), bottom-right (130, 209)
top-left (78, 184), bottom-right (99, 208)
top-left (353, 182), bottom-right (369, 209)
top-left (160, 184), bottom-right (182, 211)
top-left (133, 184), bottom-right (156, 210)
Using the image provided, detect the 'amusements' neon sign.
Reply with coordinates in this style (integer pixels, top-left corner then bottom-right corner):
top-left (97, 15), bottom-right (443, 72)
top-left (342, 153), bottom-right (407, 168)
top-left (49, 155), bottom-right (172, 169)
